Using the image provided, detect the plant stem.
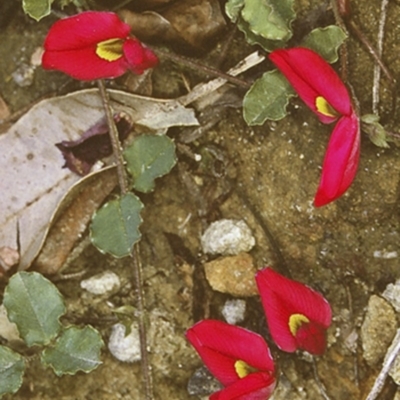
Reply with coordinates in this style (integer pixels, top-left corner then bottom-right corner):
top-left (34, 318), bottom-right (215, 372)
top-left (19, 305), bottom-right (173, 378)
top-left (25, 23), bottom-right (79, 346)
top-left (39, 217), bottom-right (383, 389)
top-left (97, 80), bottom-right (129, 194)
top-left (132, 244), bottom-right (154, 399)
top-left (331, 0), bottom-right (349, 81)
top-left (150, 46), bottom-right (253, 89)
top-left (372, 0), bottom-right (389, 114)
top-left (97, 79), bottom-right (153, 399)
top-left (346, 19), bottom-right (395, 86)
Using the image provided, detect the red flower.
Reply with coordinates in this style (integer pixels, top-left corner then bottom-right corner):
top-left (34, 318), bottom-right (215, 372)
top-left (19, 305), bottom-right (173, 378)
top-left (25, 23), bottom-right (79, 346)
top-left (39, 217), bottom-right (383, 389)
top-left (42, 11), bottom-right (158, 80)
top-left (255, 267), bottom-right (332, 355)
top-left (269, 47), bottom-right (360, 207)
top-left (186, 320), bottom-right (276, 400)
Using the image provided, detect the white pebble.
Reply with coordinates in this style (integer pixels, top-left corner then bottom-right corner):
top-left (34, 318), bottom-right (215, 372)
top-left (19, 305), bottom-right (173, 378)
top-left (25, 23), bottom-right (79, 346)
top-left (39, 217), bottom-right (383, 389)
top-left (222, 299), bottom-right (246, 325)
top-left (108, 323), bottom-right (141, 363)
top-left (80, 271), bottom-right (120, 295)
top-left (373, 250), bottom-right (398, 259)
top-left (201, 219), bottom-right (255, 256)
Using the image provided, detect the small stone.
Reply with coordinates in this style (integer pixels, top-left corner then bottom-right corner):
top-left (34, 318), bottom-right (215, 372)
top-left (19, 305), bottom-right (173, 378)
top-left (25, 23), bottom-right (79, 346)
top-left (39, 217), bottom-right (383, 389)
top-left (361, 295), bottom-right (397, 366)
top-left (382, 280), bottom-right (400, 313)
top-left (204, 253), bottom-right (258, 297)
top-left (12, 63), bottom-right (35, 87)
top-left (80, 271), bottom-right (120, 295)
top-left (108, 323), bottom-right (140, 363)
top-left (221, 299), bottom-right (246, 325)
top-left (187, 366), bottom-right (222, 397)
top-left (201, 219), bottom-right (255, 256)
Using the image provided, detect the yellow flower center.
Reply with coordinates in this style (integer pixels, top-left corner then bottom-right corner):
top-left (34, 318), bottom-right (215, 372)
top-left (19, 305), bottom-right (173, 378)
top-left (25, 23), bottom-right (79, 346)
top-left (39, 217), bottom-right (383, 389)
top-left (96, 38), bottom-right (124, 62)
top-left (289, 313), bottom-right (310, 336)
top-left (234, 360), bottom-right (258, 378)
top-left (315, 96), bottom-right (339, 118)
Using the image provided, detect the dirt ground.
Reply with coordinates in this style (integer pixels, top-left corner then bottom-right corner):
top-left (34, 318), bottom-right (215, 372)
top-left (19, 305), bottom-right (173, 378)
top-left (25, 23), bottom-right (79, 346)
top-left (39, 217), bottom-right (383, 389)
top-left (1, 0), bottom-right (400, 399)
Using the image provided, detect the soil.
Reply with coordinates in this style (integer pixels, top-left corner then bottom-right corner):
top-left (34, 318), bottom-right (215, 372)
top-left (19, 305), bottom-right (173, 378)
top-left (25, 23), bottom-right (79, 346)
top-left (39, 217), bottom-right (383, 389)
top-left (1, 0), bottom-right (400, 399)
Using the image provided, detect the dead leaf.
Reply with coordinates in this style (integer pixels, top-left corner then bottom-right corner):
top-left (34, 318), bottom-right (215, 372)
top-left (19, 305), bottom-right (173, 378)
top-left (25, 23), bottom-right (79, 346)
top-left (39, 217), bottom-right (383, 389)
top-left (0, 88), bottom-right (198, 270)
top-left (56, 113), bottom-right (132, 176)
top-left (0, 247), bottom-right (19, 272)
top-left (33, 167), bottom-right (118, 275)
top-left (0, 92), bottom-right (10, 121)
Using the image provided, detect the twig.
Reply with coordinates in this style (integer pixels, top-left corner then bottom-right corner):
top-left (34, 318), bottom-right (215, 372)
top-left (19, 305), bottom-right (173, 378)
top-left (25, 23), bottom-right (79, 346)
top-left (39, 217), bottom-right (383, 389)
top-left (365, 329), bottom-right (400, 400)
top-left (347, 19), bottom-right (395, 86)
top-left (97, 79), bottom-right (153, 399)
top-left (178, 51), bottom-right (265, 107)
top-left (97, 80), bottom-right (129, 194)
top-left (372, 0), bottom-right (390, 114)
top-left (150, 46), bottom-right (253, 89)
top-left (331, 0), bottom-right (349, 81)
top-left (132, 243), bottom-right (154, 400)
top-left (312, 358), bottom-right (332, 400)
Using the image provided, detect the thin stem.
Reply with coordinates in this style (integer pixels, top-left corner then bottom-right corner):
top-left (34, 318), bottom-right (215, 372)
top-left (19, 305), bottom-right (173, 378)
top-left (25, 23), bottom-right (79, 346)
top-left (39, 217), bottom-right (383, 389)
top-left (347, 19), bottom-right (396, 86)
top-left (372, 0), bottom-right (389, 114)
top-left (365, 329), bottom-right (400, 400)
top-left (132, 244), bottom-right (154, 400)
top-left (97, 79), bottom-right (153, 399)
top-left (150, 46), bottom-right (253, 89)
top-left (331, 0), bottom-right (349, 81)
top-left (97, 79), bottom-right (129, 194)
top-left (312, 358), bottom-right (332, 400)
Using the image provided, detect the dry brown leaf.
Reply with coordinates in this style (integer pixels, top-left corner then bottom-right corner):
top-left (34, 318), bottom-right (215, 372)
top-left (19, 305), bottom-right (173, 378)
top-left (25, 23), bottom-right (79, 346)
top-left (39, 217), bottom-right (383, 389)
top-left (0, 92), bottom-right (10, 121)
top-left (33, 167), bottom-right (118, 275)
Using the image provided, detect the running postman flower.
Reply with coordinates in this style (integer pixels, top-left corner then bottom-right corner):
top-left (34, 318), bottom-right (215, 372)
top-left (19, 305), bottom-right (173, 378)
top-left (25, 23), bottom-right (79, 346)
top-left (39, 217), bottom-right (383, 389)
top-left (186, 320), bottom-right (276, 400)
top-left (256, 267), bottom-right (332, 355)
top-left (269, 47), bottom-right (360, 207)
top-left (42, 11), bottom-right (158, 80)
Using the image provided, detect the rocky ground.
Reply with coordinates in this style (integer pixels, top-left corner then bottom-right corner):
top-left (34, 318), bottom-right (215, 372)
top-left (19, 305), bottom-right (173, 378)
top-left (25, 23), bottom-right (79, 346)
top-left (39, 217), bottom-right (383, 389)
top-left (1, 0), bottom-right (400, 399)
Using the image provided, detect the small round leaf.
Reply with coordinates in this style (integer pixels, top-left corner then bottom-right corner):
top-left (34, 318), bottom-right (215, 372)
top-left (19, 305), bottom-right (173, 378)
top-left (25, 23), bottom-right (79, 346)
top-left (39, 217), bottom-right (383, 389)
top-left (243, 70), bottom-right (295, 125)
top-left (3, 272), bottom-right (66, 347)
top-left (123, 134), bottom-right (177, 193)
top-left (0, 346), bottom-right (25, 396)
top-left (302, 26), bottom-right (348, 63)
top-left (90, 193), bottom-right (144, 258)
top-left (41, 325), bottom-right (104, 376)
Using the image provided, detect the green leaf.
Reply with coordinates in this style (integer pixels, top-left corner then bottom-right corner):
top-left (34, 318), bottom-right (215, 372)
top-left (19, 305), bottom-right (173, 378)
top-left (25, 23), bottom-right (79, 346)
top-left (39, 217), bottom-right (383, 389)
top-left (243, 70), bottom-right (295, 125)
top-left (41, 326), bottom-right (103, 376)
top-left (3, 272), bottom-right (66, 347)
top-left (0, 346), bottom-right (25, 396)
top-left (241, 0), bottom-right (295, 42)
top-left (302, 26), bottom-right (348, 63)
top-left (124, 135), bottom-right (177, 193)
top-left (90, 193), bottom-right (144, 258)
top-left (22, 0), bottom-right (53, 21)
top-left (225, 0), bottom-right (292, 51)
top-left (361, 114), bottom-right (390, 148)
top-left (225, 0), bottom-right (244, 20)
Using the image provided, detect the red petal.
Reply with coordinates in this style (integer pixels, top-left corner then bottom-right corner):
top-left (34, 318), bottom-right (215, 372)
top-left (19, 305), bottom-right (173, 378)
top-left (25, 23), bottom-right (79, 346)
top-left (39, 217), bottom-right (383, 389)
top-left (256, 268), bottom-right (332, 354)
top-left (314, 111), bottom-right (360, 206)
top-left (123, 39), bottom-right (158, 74)
top-left (186, 320), bottom-right (274, 386)
top-left (295, 322), bottom-right (327, 355)
top-left (210, 373), bottom-right (276, 400)
top-left (42, 47), bottom-right (128, 80)
top-left (269, 48), bottom-right (351, 122)
top-left (44, 12), bottom-right (130, 51)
